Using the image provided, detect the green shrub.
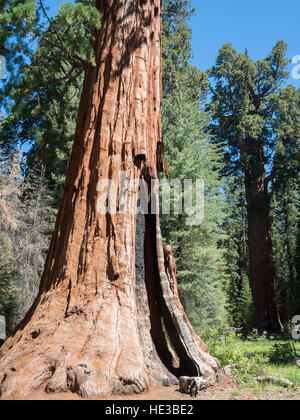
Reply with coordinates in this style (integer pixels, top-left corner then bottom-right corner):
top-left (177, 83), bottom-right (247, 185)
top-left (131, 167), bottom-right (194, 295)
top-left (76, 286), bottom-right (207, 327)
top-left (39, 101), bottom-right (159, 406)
top-left (269, 342), bottom-right (297, 364)
top-left (203, 329), bottom-right (268, 384)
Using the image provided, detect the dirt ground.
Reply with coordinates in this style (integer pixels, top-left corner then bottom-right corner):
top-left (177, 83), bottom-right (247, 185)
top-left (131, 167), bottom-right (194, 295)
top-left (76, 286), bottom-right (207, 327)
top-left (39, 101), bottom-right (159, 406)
top-left (6, 375), bottom-right (300, 401)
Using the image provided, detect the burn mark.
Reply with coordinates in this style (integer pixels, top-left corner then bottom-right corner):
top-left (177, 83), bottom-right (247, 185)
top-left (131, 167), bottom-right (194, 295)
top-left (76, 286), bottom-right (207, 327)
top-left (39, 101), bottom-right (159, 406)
top-left (65, 306), bottom-right (84, 318)
top-left (156, 141), bottom-right (169, 180)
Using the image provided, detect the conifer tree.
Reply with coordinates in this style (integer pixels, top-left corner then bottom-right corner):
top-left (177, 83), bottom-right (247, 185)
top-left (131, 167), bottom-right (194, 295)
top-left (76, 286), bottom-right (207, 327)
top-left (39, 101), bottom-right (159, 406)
top-left (207, 42), bottom-right (290, 331)
top-left (296, 223), bottom-right (300, 314)
top-left (1, 0), bottom-right (227, 333)
top-left (222, 175), bottom-right (254, 332)
top-left (0, 0), bottom-right (218, 399)
top-left (162, 88), bottom-right (227, 332)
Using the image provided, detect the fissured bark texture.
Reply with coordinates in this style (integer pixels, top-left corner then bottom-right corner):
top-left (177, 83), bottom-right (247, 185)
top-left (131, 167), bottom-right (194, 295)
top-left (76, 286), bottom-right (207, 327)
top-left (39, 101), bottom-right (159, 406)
top-left (0, 0), bottom-right (218, 399)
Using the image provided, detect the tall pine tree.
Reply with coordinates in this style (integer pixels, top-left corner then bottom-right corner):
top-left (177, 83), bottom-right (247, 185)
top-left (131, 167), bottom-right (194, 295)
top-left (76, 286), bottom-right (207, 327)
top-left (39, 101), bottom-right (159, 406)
top-left (207, 42), bottom-right (290, 331)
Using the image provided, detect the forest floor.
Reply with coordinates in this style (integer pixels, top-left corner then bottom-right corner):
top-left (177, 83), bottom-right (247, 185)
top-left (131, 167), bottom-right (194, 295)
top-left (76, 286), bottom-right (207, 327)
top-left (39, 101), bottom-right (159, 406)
top-left (21, 374), bottom-right (300, 400)
top-left (209, 335), bottom-right (300, 386)
top-left (5, 337), bottom-right (300, 400)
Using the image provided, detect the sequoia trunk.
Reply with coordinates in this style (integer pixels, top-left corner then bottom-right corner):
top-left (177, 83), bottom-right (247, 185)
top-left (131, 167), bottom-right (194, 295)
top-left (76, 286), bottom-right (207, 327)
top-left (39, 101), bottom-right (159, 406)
top-left (244, 138), bottom-right (282, 332)
top-left (0, 0), bottom-right (218, 399)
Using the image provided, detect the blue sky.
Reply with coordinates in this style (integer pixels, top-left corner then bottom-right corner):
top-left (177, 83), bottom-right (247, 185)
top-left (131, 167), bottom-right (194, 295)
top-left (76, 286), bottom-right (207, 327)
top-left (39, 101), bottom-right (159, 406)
top-left (189, 0), bottom-right (300, 86)
top-left (46, 0), bottom-right (300, 86)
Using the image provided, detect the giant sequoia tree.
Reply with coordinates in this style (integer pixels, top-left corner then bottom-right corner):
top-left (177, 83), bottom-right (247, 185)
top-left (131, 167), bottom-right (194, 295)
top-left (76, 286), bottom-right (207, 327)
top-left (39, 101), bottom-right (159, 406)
top-left (208, 42), bottom-right (290, 332)
top-left (0, 0), bottom-right (218, 399)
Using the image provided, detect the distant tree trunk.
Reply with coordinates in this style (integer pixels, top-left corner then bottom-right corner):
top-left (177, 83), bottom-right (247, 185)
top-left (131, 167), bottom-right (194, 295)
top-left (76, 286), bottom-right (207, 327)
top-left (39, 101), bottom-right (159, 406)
top-left (284, 200), bottom-right (296, 313)
top-left (244, 137), bottom-right (282, 332)
top-left (0, 0), bottom-right (218, 399)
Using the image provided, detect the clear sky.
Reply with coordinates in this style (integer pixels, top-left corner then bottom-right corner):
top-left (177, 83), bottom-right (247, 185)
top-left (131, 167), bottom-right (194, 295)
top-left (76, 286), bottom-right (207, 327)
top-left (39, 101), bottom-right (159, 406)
top-left (46, 0), bottom-right (300, 87)
top-left (189, 0), bottom-right (300, 86)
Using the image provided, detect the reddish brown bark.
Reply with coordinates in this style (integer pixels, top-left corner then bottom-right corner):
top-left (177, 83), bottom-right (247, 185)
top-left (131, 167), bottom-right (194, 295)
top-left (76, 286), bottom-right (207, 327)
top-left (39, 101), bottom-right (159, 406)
top-left (244, 138), bottom-right (282, 332)
top-left (0, 0), bottom-right (218, 399)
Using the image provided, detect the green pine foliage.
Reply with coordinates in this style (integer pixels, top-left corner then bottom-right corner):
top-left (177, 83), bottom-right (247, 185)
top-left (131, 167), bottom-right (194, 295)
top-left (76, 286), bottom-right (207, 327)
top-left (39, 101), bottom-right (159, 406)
top-left (296, 223), bottom-right (300, 314)
top-left (270, 86), bottom-right (300, 320)
top-left (161, 88), bottom-right (228, 332)
top-left (207, 41), bottom-right (289, 184)
top-left (271, 184), bottom-right (300, 320)
top-left (160, 1), bottom-right (228, 332)
top-left (222, 176), bottom-right (255, 331)
top-left (0, 0), bottom-right (100, 206)
top-left (162, 0), bottom-right (204, 99)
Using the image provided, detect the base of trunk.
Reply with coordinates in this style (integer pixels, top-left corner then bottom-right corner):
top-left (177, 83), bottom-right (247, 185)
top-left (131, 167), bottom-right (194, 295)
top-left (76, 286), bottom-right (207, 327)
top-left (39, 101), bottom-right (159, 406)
top-left (0, 234), bottom-right (218, 399)
top-left (0, 279), bottom-right (218, 399)
top-left (0, 205), bottom-right (218, 400)
top-left (0, 287), bottom-right (165, 399)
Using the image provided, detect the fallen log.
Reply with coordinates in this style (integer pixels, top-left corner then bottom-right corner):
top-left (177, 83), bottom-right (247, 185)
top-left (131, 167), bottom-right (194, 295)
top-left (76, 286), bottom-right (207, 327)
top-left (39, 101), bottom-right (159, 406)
top-left (255, 376), bottom-right (295, 388)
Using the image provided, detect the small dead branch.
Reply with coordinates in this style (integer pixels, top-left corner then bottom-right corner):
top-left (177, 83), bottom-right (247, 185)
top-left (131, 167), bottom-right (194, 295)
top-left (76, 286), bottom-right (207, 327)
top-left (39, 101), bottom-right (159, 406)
top-left (255, 376), bottom-right (295, 388)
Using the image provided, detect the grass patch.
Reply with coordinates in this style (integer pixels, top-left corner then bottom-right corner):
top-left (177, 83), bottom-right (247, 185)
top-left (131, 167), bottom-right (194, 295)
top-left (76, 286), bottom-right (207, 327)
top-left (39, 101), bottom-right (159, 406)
top-left (230, 390), bottom-right (242, 399)
top-left (202, 328), bottom-right (300, 386)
